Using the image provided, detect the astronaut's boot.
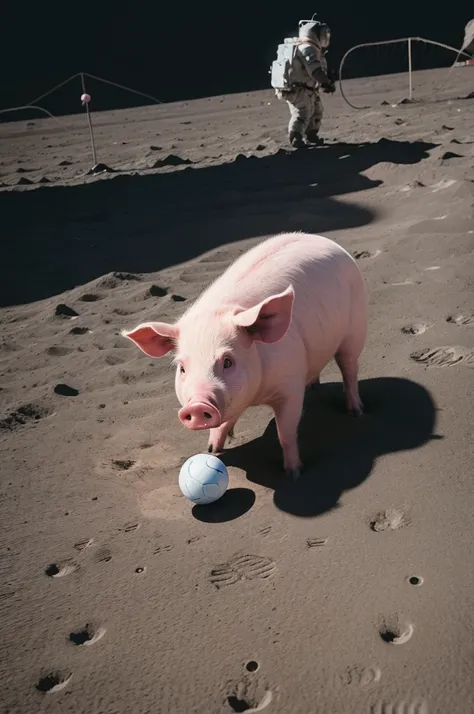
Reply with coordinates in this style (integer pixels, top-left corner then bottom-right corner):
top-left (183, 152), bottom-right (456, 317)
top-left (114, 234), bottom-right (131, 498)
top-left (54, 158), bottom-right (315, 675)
top-left (306, 130), bottom-right (324, 145)
top-left (289, 131), bottom-right (305, 148)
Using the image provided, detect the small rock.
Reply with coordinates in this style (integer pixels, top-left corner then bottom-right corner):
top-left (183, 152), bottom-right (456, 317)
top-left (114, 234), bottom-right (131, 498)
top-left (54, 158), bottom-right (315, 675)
top-left (55, 304), bottom-right (79, 318)
top-left (441, 151), bottom-right (463, 160)
top-left (370, 508), bottom-right (411, 532)
top-left (54, 384), bottom-right (79, 397)
top-left (151, 154), bottom-right (192, 168)
top-left (149, 285), bottom-right (168, 297)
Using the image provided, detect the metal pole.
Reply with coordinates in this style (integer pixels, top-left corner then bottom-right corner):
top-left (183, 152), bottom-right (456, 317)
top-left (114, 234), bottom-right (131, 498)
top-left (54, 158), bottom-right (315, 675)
top-left (408, 37), bottom-right (413, 101)
top-left (80, 73), bottom-right (98, 166)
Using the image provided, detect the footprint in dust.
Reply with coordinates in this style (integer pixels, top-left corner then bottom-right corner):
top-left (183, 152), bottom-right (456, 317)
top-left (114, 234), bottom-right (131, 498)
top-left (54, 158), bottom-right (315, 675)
top-left (353, 250), bottom-right (381, 260)
top-left (69, 623), bottom-right (106, 646)
top-left (119, 522), bottom-right (141, 533)
top-left (112, 459), bottom-right (136, 471)
top-left (306, 537), bottom-right (328, 548)
top-left (370, 698), bottom-right (428, 714)
top-left (401, 323), bottom-right (429, 336)
top-left (46, 346), bottom-right (74, 356)
top-left (446, 313), bottom-right (474, 326)
top-left (45, 538), bottom-right (97, 577)
top-left (0, 403), bottom-right (50, 430)
top-left (209, 554), bottom-right (276, 589)
top-left (79, 293), bottom-right (102, 302)
top-left (378, 614), bottom-right (414, 645)
top-left (410, 346), bottom-right (472, 368)
top-left (45, 561), bottom-right (80, 578)
top-left (334, 664), bottom-right (381, 690)
top-left (93, 546), bottom-right (112, 563)
top-left (105, 353), bottom-right (127, 366)
top-left (154, 544), bottom-right (173, 554)
top-left (36, 670), bottom-right (72, 693)
top-left (74, 538), bottom-right (94, 552)
top-left (118, 370), bottom-right (142, 384)
top-left (226, 679), bottom-right (273, 713)
top-left (406, 575), bottom-right (423, 587)
top-left (370, 508), bottom-right (411, 532)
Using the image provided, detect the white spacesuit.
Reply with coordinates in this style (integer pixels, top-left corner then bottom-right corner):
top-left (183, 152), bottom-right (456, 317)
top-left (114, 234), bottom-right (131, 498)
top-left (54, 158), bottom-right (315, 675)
top-left (270, 17), bottom-right (335, 147)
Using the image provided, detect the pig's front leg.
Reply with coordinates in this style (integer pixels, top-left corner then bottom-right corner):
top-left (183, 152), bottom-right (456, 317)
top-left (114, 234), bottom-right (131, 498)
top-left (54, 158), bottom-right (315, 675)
top-left (208, 419), bottom-right (238, 454)
top-left (273, 390), bottom-right (305, 480)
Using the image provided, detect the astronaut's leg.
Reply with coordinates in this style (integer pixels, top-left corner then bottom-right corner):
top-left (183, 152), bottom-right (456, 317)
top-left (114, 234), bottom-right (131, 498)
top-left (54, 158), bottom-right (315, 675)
top-left (286, 89), bottom-right (311, 148)
top-left (305, 91), bottom-right (324, 144)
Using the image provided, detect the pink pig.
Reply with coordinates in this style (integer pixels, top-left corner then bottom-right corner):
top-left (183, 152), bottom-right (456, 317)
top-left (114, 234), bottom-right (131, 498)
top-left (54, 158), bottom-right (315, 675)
top-left (122, 232), bottom-right (367, 479)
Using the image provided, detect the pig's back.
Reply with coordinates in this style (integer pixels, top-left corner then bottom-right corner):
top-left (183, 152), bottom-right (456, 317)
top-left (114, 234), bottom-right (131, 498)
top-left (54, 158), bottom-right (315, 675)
top-left (197, 232), bottom-right (362, 309)
top-left (186, 231), bottom-right (366, 384)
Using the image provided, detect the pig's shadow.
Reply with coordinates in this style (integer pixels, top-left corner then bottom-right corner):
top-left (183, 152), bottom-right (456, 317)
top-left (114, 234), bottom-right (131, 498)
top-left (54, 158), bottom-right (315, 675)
top-left (221, 376), bottom-right (438, 518)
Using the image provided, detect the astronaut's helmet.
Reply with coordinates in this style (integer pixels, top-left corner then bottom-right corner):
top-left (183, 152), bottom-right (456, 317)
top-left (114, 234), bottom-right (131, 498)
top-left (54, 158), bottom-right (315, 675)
top-left (298, 17), bottom-right (331, 49)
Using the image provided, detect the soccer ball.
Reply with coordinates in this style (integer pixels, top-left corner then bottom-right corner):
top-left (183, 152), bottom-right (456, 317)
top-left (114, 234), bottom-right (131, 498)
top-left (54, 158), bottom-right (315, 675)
top-left (178, 454), bottom-right (229, 505)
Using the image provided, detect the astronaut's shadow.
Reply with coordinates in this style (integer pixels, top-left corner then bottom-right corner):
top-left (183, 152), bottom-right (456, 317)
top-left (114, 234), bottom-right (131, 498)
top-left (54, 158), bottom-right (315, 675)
top-left (220, 376), bottom-right (439, 518)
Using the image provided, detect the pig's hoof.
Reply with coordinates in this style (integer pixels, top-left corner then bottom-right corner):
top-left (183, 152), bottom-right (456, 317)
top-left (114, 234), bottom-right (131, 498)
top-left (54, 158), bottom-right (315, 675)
top-left (207, 444), bottom-right (214, 453)
top-left (349, 405), bottom-right (364, 418)
top-left (227, 427), bottom-right (235, 441)
top-left (286, 468), bottom-right (302, 481)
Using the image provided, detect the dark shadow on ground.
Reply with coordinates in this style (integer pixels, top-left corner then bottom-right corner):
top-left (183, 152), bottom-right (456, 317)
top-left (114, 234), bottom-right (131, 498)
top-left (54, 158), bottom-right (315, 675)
top-left (0, 138), bottom-right (437, 306)
top-left (192, 487), bottom-right (255, 523)
top-left (221, 377), bottom-right (438, 518)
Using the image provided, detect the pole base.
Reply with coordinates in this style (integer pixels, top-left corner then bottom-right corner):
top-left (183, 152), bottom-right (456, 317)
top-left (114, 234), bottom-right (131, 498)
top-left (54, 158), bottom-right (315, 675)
top-left (86, 163), bottom-right (114, 175)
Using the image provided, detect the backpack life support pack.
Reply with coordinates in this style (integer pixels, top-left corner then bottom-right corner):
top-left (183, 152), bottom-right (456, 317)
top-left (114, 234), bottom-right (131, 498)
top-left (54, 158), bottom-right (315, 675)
top-left (269, 38), bottom-right (298, 91)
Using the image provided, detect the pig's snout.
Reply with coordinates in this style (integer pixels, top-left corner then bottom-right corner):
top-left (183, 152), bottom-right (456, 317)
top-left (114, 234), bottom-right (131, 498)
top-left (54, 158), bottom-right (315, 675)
top-left (178, 401), bottom-right (221, 430)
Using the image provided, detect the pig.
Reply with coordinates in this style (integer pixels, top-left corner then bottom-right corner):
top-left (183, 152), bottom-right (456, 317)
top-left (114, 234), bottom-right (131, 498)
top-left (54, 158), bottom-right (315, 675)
top-left (122, 231), bottom-right (367, 479)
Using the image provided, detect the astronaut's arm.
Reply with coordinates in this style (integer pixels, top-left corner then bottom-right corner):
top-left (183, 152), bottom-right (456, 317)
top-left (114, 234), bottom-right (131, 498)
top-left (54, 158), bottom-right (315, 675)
top-left (300, 44), bottom-right (330, 84)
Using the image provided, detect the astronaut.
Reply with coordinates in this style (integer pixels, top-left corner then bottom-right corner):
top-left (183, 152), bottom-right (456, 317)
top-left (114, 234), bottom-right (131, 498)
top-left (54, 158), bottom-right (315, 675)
top-left (271, 17), bottom-right (336, 148)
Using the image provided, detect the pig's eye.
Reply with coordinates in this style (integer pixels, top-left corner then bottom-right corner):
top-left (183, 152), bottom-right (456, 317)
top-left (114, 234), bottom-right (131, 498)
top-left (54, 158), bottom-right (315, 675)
top-left (223, 357), bottom-right (233, 369)
top-left (179, 365), bottom-right (185, 374)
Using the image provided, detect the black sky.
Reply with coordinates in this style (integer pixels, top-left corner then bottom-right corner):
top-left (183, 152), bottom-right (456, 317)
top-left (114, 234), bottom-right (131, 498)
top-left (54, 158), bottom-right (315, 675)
top-left (2, 1), bottom-right (471, 115)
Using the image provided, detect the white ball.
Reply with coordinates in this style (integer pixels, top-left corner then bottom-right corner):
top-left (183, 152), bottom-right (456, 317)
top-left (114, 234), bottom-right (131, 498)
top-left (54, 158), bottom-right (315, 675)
top-left (178, 454), bottom-right (229, 505)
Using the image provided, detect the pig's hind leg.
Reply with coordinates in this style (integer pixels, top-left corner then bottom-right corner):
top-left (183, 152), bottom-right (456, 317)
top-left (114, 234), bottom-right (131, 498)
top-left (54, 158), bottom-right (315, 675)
top-left (272, 387), bottom-right (305, 480)
top-left (335, 338), bottom-right (364, 417)
top-left (208, 419), bottom-right (238, 454)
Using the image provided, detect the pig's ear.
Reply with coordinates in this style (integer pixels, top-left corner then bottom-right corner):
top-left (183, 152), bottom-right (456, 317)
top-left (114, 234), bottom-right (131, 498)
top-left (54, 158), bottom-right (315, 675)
top-left (121, 322), bottom-right (179, 358)
top-left (232, 285), bottom-right (295, 344)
